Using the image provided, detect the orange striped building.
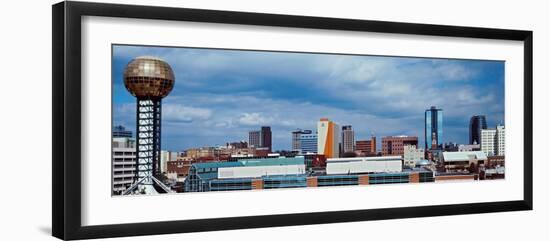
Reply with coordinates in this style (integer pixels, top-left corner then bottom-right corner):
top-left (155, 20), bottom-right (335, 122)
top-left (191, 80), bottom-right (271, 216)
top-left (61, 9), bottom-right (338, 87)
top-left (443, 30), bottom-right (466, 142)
top-left (317, 118), bottom-right (340, 158)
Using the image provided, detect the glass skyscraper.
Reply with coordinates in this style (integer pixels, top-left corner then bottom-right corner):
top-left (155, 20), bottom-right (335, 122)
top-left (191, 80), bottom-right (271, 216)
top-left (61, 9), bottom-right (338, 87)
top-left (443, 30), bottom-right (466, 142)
top-left (425, 106), bottom-right (443, 150)
top-left (469, 115), bottom-right (487, 145)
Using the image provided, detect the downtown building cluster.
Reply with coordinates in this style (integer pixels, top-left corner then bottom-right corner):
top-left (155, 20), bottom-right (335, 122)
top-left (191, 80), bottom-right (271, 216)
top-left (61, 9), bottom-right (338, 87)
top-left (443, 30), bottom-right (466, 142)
top-left (112, 106), bottom-right (506, 195)
top-left (114, 56), bottom-right (506, 196)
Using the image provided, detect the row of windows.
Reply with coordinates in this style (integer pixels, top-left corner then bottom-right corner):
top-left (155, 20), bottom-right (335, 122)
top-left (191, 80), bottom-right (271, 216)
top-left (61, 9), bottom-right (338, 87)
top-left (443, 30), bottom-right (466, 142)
top-left (209, 180), bottom-right (252, 191)
top-left (113, 158), bottom-right (136, 162)
top-left (114, 171), bottom-right (135, 175)
top-left (369, 175), bottom-right (409, 184)
top-left (419, 172), bottom-right (435, 182)
top-left (113, 152), bottom-right (136, 156)
top-left (264, 177), bottom-right (307, 189)
top-left (185, 171), bottom-right (436, 192)
top-left (317, 176), bottom-right (359, 186)
top-left (113, 177), bottom-right (134, 182)
top-left (114, 164), bottom-right (136, 169)
top-left (126, 76), bottom-right (173, 83)
top-left (197, 168), bottom-right (217, 174)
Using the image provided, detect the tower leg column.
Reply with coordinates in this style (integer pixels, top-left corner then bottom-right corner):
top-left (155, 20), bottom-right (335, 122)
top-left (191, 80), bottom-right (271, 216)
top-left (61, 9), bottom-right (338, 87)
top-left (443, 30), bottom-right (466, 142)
top-left (136, 99), bottom-right (155, 186)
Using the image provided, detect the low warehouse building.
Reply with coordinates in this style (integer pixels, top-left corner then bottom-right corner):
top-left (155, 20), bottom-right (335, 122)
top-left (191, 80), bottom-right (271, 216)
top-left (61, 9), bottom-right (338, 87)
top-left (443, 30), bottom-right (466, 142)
top-left (218, 158), bottom-right (305, 179)
top-left (326, 156), bottom-right (403, 175)
top-left (184, 157), bottom-right (306, 192)
top-left (442, 151), bottom-right (487, 173)
top-left (184, 156), bottom-right (434, 192)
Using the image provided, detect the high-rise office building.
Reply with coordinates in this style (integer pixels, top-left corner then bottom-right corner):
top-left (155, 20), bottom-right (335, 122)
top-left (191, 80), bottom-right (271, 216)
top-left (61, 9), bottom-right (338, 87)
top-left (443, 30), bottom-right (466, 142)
top-left (425, 106), bottom-right (443, 150)
top-left (317, 118), bottom-right (340, 158)
top-left (292, 129), bottom-right (303, 152)
top-left (497, 125), bottom-right (505, 156)
top-left (249, 130), bottom-right (261, 148)
top-left (341, 125), bottom-right (355, 153)
top-left (481, 129), bottom-right (496, 156)
top-left (469, 115), bottom-right (487, 145)
top-left (112, 137), bottom-right (137, 194)
top-left (292, 129), bottom-right (315, 153)
top-left (481, 125), bottom-right (505, 156)
top-left (261, 126), bottom-right (272, 152)
top-left (381, 135), bottom-right (418, 156)
top-left (300, 133), bottom-right (318, 154)
top-left (356, 135), bottom-right (376, 156)
top-left (249, 126), bottom-right (272, 152)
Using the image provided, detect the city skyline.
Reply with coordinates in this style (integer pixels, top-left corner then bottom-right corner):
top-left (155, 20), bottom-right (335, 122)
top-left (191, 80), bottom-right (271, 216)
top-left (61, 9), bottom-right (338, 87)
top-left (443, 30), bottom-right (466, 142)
top-left (113, 45), bottom-right (505, 151)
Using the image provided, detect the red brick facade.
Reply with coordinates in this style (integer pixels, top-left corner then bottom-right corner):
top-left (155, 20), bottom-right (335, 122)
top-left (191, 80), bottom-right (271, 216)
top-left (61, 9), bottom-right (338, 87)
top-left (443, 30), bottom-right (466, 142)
top-left (381, 136), bottom-right (418, 156)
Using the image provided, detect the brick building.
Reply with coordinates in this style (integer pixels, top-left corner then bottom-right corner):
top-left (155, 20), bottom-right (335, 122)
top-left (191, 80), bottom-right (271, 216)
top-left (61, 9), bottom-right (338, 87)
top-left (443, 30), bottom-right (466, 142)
top-left (356, 136), bottom-right (376, 156)
top-left (381, 135), bottom-right (418, 156)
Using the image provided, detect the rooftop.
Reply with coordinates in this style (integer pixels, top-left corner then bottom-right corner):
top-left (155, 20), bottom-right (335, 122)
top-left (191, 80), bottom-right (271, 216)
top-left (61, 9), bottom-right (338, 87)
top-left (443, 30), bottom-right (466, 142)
top-left (327, 156), bottom-right (402, 163)
top-left (192, 156), bottom-right (305, 169)
top-left (442, 151), bottom-right (488, 162)
top-left (239, 156), bottom-right (304, 166)
top-left (193, 161), bottom-right (243, 169)
top-left (382, 135), bottom-right (418, 139)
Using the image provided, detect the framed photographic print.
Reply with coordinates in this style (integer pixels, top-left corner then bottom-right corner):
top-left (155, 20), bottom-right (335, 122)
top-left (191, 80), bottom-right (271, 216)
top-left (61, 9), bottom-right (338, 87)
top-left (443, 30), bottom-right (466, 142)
top-left (52, 1), bottom-right (533, 240)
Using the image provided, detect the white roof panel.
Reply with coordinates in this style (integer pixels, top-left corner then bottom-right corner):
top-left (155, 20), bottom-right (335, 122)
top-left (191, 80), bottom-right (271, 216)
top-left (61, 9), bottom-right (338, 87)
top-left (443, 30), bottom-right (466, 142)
top-left (442, 151), bottom-right (487, 162)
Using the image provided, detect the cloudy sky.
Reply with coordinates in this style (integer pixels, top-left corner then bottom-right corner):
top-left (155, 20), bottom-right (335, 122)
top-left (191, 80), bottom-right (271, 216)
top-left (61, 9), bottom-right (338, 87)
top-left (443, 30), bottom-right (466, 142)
top-left (112, 45), bottom-right (505, 152)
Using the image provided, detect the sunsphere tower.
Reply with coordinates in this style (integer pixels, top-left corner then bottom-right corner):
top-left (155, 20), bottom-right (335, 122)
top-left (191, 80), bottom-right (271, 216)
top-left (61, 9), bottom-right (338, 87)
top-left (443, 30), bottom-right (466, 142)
top-left (123, 56), bottom-right (175, 193)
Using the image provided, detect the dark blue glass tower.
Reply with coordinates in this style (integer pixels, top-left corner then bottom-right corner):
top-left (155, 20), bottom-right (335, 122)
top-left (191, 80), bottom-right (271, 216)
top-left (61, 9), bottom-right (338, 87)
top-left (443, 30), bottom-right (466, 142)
top-left (425, 106), bottom-right (443, 150)
top-left (469, 115), bottom-right (487, 145)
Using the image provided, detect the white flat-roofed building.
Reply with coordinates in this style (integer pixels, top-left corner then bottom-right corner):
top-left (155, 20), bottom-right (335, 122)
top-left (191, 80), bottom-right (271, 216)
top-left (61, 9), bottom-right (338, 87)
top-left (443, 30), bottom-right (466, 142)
top-left (112, 137), bottom-right (137, 194)
top-left (442, 151), bottom-right (488, 172)
top-left (443, 151), bottom-right (487, 162)
top-left (217, 157), bottom-right (306, 179)
top-left (218, 165), bottom-right (305, 179)
top-left (326, 156), bottom-right (402, 175)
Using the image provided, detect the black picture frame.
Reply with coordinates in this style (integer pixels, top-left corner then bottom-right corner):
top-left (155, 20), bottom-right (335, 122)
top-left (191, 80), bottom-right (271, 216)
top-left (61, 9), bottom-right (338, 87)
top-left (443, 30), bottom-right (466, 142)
top-left (52, 1), bottom-right (533, 240)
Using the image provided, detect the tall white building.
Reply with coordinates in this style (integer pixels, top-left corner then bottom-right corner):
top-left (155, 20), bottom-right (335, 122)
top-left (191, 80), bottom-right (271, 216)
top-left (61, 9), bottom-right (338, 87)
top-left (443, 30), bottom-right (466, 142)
top-left (481, 125), bottom-right (505, 156)
top-left (112, 137), bottom-right (137, 194)
top-left (317, 118), bottom-right (340, 158)
top-left (497, 125), bottom-right (505, 155)
top-left (403, 145), bottom-right (424, 168)
top-left (160, 151), bottom-right (179, 174)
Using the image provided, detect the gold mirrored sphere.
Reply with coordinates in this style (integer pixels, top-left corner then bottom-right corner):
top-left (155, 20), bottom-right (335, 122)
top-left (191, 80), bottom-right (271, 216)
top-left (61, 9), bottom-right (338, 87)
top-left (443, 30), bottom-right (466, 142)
top-left (123, 56), bottom-right (175, 98)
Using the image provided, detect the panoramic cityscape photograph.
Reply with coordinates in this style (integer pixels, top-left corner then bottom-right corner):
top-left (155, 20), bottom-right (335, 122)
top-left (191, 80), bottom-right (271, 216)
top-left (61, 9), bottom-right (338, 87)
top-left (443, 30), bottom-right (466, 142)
top-left (111, 44), bottom-right (506, 196)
